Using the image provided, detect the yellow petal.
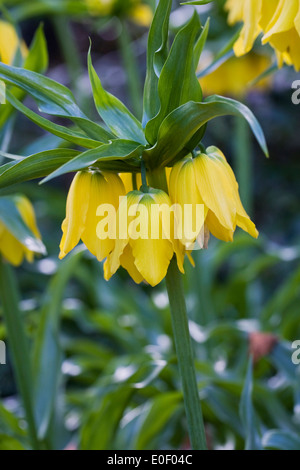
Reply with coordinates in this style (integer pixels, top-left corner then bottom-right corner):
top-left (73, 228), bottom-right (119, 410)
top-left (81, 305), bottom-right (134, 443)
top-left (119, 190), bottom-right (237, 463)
top-left (59, 172), bottom-right (90, 259)
top-left (105, 191), bottom-right (141, 276)
top-left (0, 20), bottom-right (27, 65)
top-left (205, 210), bottom-right (234, 242)
top-left (262, 0), bottom-right (298, 44)
top-left (224, 0), bottom-right (246, 25)
top-left (206, 146), bottom-right (258, 238)
top-left (130, 195), bottom-right (174, 287)
top-left (193, 152), bottom-right (236, 231)
top-left (0, 229), bottom-right (25, 266)
top-left (81, 172), bottom-right (125, 261)
top-left (15, 195), bottom-right (41, 240)
top-left (233, 0), bottom-right (262, 56)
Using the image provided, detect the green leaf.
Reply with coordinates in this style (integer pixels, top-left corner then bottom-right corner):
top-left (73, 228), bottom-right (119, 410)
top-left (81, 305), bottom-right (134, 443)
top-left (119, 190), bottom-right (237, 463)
top-left (239, 357), bottom-right (262, 450)
top-left (143, 0), bottom-right (172, 126)
top-left (0, 196), bottom-right (46, 254)
top-left (0, 259), bottom-right (39, 449)
top-left (33, 247), bottom-right (85, 440)
top-left (80, 386), bottom-right (133, 450)
top-left (5, 90), bottom-right (102, 149)
top-left (0, 62), bottom-right (114, 143)
top-left (145, 12), bottom-right (203, 144)
top-left (23, 23), bottom-right (48, 74)
top-left (0, 149), bottom-right (79, 190)
top-left (194, 18), bottom-right (210, 71)
top-left (41, 140), bottom-right (144, 183)
top-left (0, 24), bottom-right (48, 130)
top-left (88, 48), bottom-right (146, 145)
top-left (5, 90), bottom-right (101, 149)
top-left (262, 431), bottom-right (300, 450)
top-left (135, 392), bottom-right (182, 450)
top-left (143, 96), bottom-right (268, 168)
top-left (0, 403), bottom-right (27, 441)
top-left (0, 434), bottom-right (26, 450)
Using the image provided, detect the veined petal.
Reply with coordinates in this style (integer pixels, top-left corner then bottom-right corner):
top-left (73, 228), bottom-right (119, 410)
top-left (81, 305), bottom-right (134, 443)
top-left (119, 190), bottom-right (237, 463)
top-left (81, 172), bottom-right (125, 261)
top-left (262, 0), bottom-right (298, 43)
top-left (233, 0), bottom-right (262, 56)
top-left (59, 171), bottom-right (90, 259)
top-left (129, 195), bottom-right (174, 287)
top-left (105, 191), bottom-right (141, 277)
top-left (120, 244), bottom-right (144, 284)
top-left (193, 152), bottom-right (236, 231)
top-left (205, 210), bottom-right (234, 242)
top-left (295, 2), bottom-right (300, 35)
top-left (259, 0), bottom-right (281, 30)
top-left (206, 146), bottom-right (258, 239)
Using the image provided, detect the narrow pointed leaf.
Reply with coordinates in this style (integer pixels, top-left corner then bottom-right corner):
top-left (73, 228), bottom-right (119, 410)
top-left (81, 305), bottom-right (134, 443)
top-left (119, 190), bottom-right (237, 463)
top-left (144, 96), bottom-right (268, 168)
top-left (0, 62), bottom-right (114, 142)
top-left (88, 49), bottom-right (146, 145)
top-left (143, 0), bottom-right (172, 126)
top-left (145, 12), bottom-right (203, 144)
top-left (0, 149), bottom-right (79, 189)
top-left (5, 91), bottom-right (102, 149)
top-left (41, 140), bottom-right (145, 183)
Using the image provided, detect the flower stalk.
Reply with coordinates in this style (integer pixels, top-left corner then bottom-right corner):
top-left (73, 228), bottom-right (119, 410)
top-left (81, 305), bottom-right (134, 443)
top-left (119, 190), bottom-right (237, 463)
top-left (165, 258), bottom-right (207, 450)
top-left (149, 167), bottom-right (207, 450)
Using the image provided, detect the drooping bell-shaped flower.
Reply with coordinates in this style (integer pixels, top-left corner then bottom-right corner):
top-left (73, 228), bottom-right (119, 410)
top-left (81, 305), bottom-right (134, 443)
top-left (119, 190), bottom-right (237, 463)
top-left (169, 147), bottom-right (258, 244)
top-left (104, 188), bottom-right (185, 287)
top-left (225, 0), bottom-right (300, 70)
top-left (59, 170), bottom-right (125, 261)
top-left (0, 195), bottom-right (41, 266)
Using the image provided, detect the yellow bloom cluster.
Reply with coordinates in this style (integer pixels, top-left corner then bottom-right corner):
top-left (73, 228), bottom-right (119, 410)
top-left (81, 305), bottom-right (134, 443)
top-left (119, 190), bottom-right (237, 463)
top-left (0, 196), bottom-right (41, 266)
top-left (60, 148), bottom-right (258, 286)
top-left (0, 20), bottom-right (27, 65)
top-left (225, 0), bottom-right (300, 70)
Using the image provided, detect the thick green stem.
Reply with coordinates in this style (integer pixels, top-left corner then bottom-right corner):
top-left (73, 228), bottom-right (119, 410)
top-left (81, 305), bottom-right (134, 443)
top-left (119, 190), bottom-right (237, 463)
top-left (165, 259), bottom-right (207, 450)
top-left (234, 117), bottom-right (253, 214)
top-left (118, 21), bottom-right (143, 119)
top-left (148, 168), bottom-right (207, 450)
top-left (0, 257), bottom-right (40, 449)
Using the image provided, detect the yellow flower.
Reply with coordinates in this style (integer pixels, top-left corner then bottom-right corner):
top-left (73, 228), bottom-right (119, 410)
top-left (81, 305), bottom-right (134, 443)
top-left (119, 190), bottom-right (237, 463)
top-left (199, 52), bottom-right (271, 98)
top-left (128, 4), bottom-right (153, 27)
top-left (85, 0), bottom-right (153, 26)
top-left (262, 0), bottom-right (300, 70)
top-left (225, 0), bottom-right (300, 70)
top-left (0, 20), bottom-right (27, 65)
top-left (59, 170), bottom-right (125, 261)
top-left (0, 196), bottom-right (41, 266)
top-left (104, 188), bottom-right (185, 287)
top-left (169, 147), bottom-right (258, 244)
top-left (85, 0), bottom-right (116, 16)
